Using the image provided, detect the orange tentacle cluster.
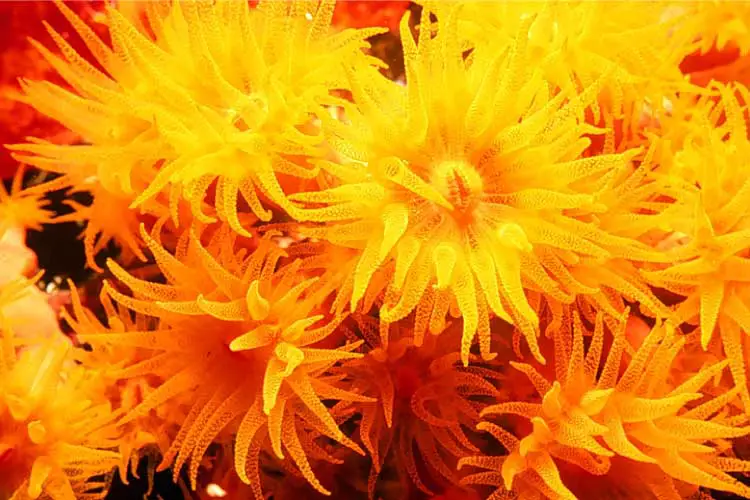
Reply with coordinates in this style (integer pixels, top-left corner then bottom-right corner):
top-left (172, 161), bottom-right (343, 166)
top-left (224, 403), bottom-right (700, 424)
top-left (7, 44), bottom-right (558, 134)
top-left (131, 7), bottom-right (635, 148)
top-left (4, 1), bottom-right (750, 499)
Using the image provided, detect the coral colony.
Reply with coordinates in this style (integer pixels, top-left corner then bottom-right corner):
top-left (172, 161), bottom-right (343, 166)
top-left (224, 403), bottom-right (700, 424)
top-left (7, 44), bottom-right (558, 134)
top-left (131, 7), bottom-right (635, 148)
top-left (7, 1), bottom-right (750, 499)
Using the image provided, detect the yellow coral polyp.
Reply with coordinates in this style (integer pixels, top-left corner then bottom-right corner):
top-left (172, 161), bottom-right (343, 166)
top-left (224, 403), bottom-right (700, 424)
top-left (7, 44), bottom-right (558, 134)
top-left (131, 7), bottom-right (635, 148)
top-left (0, 308), bottom-right (120, 500)
top-left (292, 5), bottom-right (654, 366)
top-left (455, 1), bottom-right (695, 124)
top-left (646, 82), bottom-right (750, 411)
top-left (682, 2), bottom-right (750, 56)
top-left (12, 0), bottom-right (384, 237)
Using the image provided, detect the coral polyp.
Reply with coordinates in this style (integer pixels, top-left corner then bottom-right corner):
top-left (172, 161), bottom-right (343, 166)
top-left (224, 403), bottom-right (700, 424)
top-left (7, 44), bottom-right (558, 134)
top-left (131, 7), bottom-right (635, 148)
top-left (77, 226), bottom-right (370, 496)
top-left (4, 1), bottom-right (750, 499)
top-left (292, 4), bottom-right (662, 366)
top-left (0, 281), bottom-right (121, 500)
top-left (11, 0), bottom-right (384, 239)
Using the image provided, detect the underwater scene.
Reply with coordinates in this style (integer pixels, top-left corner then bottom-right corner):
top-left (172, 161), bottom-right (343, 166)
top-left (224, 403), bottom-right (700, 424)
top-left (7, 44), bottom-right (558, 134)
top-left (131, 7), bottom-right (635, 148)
top-left (3, 1), bottom-right (750, 499)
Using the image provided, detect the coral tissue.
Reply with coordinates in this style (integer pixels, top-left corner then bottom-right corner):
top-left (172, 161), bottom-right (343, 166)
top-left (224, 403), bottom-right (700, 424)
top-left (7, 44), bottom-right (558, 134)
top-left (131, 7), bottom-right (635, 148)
top-left (4, 1), bottom-right (750, 499)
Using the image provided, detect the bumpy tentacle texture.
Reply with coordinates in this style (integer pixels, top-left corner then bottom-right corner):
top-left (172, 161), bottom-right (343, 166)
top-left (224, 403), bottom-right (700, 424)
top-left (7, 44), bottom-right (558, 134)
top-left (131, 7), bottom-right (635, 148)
top-left (292, 3), bottom-right (667, 365)
top-left (78, 224), bottom-right (370, 497)
top-left (10, 1), bottom-right (750, 499)
top-left (462, 310), bottom-right (750, 499)
top-left (10, 0), bottom-right (384, 242)
top-left (645, 83), bottom-right (750, 412)
top-left (542, 140), bottom-right (683, 326)
top-left (0, 278), bottom-right (121, 500)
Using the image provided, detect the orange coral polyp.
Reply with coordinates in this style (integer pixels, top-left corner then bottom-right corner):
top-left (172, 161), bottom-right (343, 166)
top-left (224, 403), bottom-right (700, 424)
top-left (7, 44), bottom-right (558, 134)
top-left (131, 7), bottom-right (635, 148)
top-left (471, 311), bottom-right (750, 499)
top-left (9, 1), bottom-right (750, 499)
top-left (338, 318), bottom-right (498, 497)
top-left (79, 226), bottom-right (369, 497)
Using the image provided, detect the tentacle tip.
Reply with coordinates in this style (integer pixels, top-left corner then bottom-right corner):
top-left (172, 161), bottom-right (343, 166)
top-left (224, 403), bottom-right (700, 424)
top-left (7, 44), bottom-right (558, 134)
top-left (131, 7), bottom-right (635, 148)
top-left (87, 260), bottom-right (105, 274)
top-left (531, 349), bottom-right (546, 365)
top-left (481, 351), bottom-right (498, 362)
top-left (258, 209), bottom-right (273, 222)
